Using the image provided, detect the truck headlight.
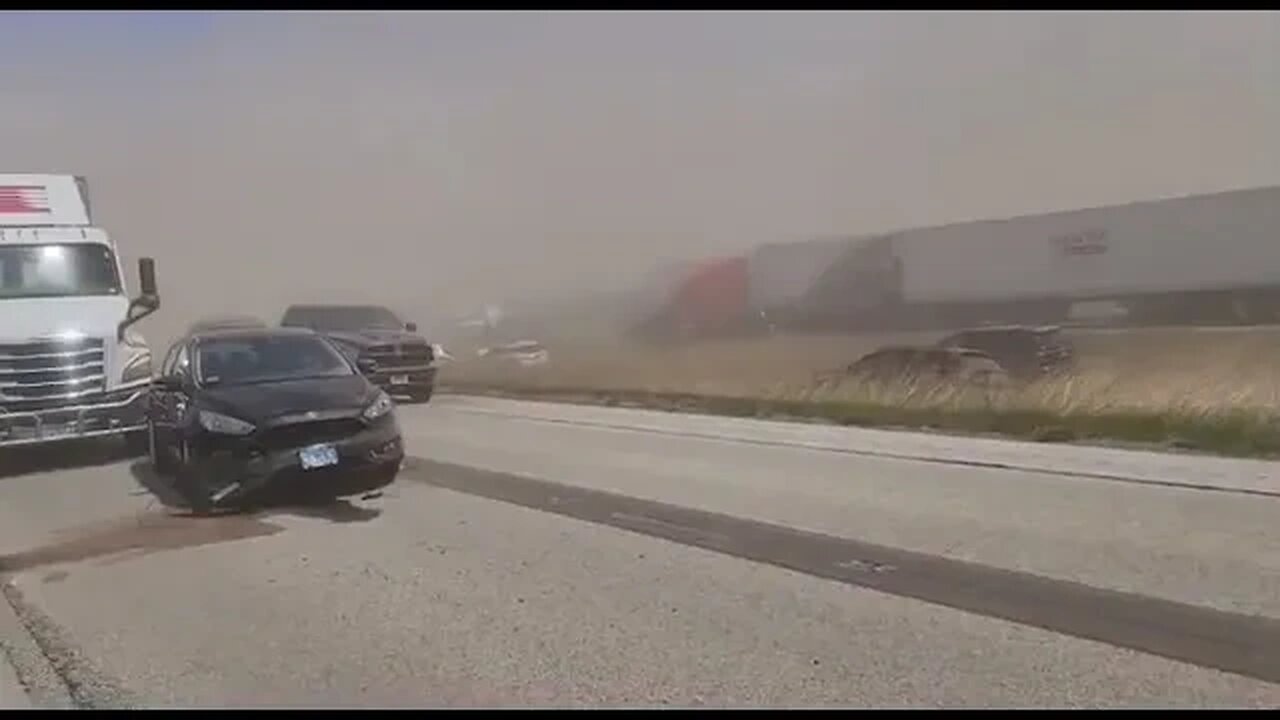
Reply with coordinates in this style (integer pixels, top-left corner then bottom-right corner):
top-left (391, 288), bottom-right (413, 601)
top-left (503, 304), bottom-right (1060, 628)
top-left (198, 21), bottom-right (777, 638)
top-left (362, 391), bottom-right (394, 422)
top-left (121, 352), bottom-right (152, 385)
top-left (198, 410), bottom-right (256, 436)
top-left (120, 327), bottom-right (152, 385)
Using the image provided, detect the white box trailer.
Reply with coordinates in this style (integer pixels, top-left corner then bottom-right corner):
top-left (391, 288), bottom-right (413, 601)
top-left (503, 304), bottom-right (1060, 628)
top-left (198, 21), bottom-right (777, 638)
top-left (0, 174), bottom-right (160, 449)
top-left (892, 185), bottom-right (1280, 307)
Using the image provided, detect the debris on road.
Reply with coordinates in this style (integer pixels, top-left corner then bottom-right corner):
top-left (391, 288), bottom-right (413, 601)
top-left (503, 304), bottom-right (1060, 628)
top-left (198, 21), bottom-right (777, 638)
top-left (476, 340), bottom-right (551, 367)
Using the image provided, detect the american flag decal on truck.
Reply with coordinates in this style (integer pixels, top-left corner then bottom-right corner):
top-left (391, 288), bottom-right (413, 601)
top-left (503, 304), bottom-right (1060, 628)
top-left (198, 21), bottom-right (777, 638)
top-left (0, 185), bottom-right (51, 214)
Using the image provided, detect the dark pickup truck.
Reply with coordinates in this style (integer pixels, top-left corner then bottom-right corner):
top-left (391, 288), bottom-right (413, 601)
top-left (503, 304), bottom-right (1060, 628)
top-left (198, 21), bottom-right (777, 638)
top-left (280, 304), bottom-right (437, 403)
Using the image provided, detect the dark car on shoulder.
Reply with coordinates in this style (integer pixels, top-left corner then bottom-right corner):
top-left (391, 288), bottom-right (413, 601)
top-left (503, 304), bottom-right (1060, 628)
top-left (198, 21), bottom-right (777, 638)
top-left (935, 325), bottom-right (1075, 381)
top-left (146, 327), bottom-right (405, 513)
top-left (280, 304), bottom-right (437, 403)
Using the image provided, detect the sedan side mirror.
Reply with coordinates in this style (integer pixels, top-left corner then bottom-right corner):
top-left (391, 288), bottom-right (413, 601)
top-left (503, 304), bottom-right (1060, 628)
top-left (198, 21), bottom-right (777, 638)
top-left (356, 357), bottom-right (378, 374)
top-left (405, 322), bottom-right (418, 333)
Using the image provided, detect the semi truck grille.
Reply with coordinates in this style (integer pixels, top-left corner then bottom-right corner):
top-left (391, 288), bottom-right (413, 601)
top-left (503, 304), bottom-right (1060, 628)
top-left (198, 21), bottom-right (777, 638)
top-left (0, 337), bottom-right (106, 409)
top-left (363, 342), bottom-right (434, 371)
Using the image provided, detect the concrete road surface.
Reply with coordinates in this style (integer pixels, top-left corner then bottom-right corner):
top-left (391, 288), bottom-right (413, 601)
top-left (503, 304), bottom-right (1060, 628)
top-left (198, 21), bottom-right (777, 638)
top-left (1, 395), bottom-right (1279, 708)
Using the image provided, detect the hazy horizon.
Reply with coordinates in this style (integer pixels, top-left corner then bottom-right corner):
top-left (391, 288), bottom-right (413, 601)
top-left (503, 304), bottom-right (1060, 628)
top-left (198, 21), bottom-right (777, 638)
top-left (2, 10), bottom-right (1278, 345)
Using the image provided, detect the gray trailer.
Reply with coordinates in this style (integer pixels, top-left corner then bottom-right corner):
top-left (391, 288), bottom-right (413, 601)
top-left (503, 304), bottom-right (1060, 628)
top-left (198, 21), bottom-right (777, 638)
top-left (895, 185), bottom-right (1280, 320)
top-left (800, 184), bottom-right (1280, 329)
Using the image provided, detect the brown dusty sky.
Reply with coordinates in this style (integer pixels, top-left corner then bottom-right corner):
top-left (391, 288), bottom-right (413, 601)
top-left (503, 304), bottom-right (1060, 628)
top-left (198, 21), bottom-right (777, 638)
top-left (1, 11), bottom-right (1278, 345)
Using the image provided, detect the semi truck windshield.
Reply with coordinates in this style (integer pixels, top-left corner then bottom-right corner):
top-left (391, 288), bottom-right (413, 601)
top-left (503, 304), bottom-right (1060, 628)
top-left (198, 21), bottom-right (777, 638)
top-left (0, 243), bottom-right (123, 299)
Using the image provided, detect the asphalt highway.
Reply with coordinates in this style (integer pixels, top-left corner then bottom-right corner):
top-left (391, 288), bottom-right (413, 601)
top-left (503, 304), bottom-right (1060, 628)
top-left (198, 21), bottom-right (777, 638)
top-left (1, 395), bottom-right (1279, 708)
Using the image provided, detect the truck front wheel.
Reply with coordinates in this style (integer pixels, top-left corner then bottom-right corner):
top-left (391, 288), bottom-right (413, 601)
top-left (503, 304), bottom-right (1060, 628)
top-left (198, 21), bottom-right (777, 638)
top-left (124, 429), bottom-right (149, 458)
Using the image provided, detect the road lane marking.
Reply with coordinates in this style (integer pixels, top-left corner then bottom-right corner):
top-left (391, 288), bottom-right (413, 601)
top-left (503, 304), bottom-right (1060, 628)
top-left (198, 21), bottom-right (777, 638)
top-left (609, 512), bottom-right (733, 547)
top-left (404, 457), bottom-right (1280, 686)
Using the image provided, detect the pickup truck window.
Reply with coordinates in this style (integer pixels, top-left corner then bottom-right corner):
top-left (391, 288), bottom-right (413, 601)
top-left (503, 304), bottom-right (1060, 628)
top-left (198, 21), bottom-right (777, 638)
top-left (281, 305), bottom-right (404, 332)
top-left (0, 243), bottom-right (122, 299)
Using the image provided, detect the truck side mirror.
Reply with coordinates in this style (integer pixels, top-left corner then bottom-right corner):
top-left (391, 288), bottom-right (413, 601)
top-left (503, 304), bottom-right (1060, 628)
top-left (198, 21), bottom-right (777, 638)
top-left (138, 257), bottom-right (157, 298)
top-left (405, 322), bottom-right (418, 333)
top-left (119, 257), bottom-right (161, 340)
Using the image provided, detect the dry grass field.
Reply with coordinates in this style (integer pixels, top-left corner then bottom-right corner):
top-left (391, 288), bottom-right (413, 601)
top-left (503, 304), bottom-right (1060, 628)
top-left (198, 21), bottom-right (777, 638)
top-left (442, 327), bottom-right (1280, 412)
top-left (437, 327), bottom-right (1280, 456)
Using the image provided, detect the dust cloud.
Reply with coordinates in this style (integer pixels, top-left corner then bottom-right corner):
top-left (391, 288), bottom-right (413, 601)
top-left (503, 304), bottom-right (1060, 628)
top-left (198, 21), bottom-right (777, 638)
top-left (1, 11), bottom-right (1278, 349)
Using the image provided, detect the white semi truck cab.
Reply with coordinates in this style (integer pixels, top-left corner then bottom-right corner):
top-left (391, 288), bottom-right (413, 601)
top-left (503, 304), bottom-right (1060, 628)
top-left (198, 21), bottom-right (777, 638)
top-left (0, 174), bottom-right (159, 449)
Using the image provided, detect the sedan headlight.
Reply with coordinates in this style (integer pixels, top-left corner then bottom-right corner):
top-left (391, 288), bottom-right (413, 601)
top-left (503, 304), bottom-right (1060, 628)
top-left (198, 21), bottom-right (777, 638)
top-left (362, 391), bottom-right (395, 422)
top-left (198, 410), bottom-right (256, 436)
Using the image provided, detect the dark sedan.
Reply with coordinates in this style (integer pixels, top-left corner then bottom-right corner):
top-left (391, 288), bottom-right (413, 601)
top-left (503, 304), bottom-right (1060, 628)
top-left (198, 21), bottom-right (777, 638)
top-left (146, 327), bottom-right (404, 513)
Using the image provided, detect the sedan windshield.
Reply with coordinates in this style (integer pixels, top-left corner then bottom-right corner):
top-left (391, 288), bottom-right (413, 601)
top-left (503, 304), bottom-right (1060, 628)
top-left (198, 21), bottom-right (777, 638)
top-left (0, 243), bottom-right (123, 299)
top-left (197, 335), bottom-right (355, 386)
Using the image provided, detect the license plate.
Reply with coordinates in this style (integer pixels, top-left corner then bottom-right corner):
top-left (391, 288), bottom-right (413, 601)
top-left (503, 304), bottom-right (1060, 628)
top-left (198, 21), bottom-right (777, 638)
top-left (299, 443), bottom-right (339, 470)
top-left (390, 374), bottom-right (409, 385)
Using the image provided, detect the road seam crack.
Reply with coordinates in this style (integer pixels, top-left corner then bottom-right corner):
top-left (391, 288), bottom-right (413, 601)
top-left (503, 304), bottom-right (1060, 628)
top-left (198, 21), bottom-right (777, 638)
top-left (1, 580), bottom-right (138, 709)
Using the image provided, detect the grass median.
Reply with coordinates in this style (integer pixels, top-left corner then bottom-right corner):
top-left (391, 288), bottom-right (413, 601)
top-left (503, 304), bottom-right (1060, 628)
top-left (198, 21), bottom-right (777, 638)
top-left (437, 328), bottom-right (1280, 459)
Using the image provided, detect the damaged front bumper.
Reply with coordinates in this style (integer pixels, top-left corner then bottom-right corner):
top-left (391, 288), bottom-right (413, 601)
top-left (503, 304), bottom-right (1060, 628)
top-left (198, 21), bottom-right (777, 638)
top-left (0, 383), bottom-right (149, 449)
top-left (187, 415), bottom-right (406, 506)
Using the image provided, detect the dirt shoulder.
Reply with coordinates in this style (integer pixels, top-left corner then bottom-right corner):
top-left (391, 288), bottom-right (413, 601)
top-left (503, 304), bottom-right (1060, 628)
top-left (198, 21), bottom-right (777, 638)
top-left (437, 328), bottom-right (1280, 459)
top-left (438, 382), bottom-right (1280, 459)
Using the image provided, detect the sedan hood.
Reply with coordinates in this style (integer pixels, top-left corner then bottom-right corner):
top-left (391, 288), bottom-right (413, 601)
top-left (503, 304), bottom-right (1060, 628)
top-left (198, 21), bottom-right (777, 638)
top-left (200, 375), bottom-right (378, 424)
